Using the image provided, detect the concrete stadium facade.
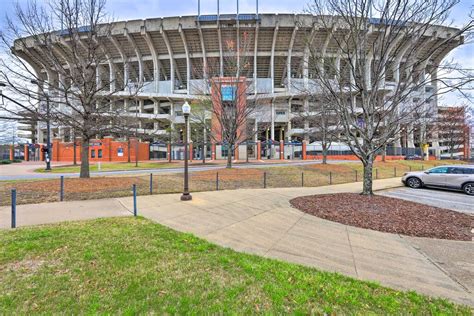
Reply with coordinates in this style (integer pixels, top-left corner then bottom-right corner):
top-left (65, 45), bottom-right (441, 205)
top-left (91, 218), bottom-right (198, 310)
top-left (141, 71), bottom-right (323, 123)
top-left (14, 13), bottom-right (462, 159)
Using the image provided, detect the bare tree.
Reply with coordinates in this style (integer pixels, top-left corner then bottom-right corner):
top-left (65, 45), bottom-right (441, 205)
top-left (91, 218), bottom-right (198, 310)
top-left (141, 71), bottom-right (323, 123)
top-left (192, 31), bottom-right (269, 168)
top-left (292, 94), bottom-right (341, 164)
top-left (305, 0), bottom-right (473, 195)
top-left (190, 100), bottom-right (212, 164)
top-left (437, 105), bottom-right (469, 159)
top-left (0, 0), bottom-right (141, 178)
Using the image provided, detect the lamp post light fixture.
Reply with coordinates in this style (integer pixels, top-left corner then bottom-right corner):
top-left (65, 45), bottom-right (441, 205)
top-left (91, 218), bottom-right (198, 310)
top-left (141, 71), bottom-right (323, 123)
top-left (181, 101), bottom-right (192, 201)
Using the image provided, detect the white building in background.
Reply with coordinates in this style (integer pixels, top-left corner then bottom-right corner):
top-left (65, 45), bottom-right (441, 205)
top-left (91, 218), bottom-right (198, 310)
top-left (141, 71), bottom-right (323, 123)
top-left (12, 13), bottom-right (462, 158)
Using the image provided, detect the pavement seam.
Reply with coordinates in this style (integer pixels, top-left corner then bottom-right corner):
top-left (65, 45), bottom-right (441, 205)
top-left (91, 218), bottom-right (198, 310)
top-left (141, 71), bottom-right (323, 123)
top-left (203, 202), bottom-right (279, 237)
top-left (399, 235), bottom-right (472, 294)
top-left (345, 226), bottom-right (360, 278)
top-left (263, 211), bottom-right (306, 256)
top-left (115, 198), bottom-right (135, 215)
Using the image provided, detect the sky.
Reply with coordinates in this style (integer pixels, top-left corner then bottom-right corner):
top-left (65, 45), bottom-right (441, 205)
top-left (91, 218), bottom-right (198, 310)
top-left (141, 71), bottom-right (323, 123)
top-left (0, 0), bottom-right (473, 107)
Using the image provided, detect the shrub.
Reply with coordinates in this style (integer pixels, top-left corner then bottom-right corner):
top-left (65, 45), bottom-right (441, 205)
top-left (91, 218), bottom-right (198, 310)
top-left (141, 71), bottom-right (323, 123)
top-left (1, 160), bottom-right (12, 164)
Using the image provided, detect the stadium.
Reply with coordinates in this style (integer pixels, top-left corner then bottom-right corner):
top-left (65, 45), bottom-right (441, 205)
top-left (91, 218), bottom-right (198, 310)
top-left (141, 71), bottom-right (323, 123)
top-left (11, 13), bottom-right (465, 161)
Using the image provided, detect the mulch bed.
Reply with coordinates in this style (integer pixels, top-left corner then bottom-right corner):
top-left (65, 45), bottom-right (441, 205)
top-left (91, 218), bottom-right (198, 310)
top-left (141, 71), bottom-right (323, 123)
top-left (290, 193), bottom-right (473, 241)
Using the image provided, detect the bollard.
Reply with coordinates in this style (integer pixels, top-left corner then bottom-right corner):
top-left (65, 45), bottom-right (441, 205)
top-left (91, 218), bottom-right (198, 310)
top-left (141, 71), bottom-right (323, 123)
top-left (301, 172), bottom-right (304, 187)
top-left (149, 173), bottom-right (153, 195)
top-left (132, 184), bottom-right (137, 217)
top-left (263, 172), bottom-right (267, 188)
top-left (409, 166), bottom-right (412, 172)
top-left (329, 172), bottom-right (332, 185)
top-left (216, 172), bottom-right (219, 191)
top-left (60, 176), bottom-right (64, 201)
top-left (11, 189), bottom-right (16, 228)
top-left (394, 167), bottom-right (397, 177)
top-left (355, 170), bottom-right (358, 182)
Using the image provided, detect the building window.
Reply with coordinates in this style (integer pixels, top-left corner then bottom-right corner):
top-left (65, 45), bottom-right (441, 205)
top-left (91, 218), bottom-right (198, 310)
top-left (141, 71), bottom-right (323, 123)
top-left (276, 111), bottom-right (286, 116)
top-left (98, 149), bottom-right (103, 158)
top-left (91, 149), bottom-right (95, 158)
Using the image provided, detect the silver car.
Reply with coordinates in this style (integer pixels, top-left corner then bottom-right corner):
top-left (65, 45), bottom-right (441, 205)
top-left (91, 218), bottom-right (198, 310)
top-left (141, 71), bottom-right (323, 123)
top-left (401, 165), bottom-right (474, 195)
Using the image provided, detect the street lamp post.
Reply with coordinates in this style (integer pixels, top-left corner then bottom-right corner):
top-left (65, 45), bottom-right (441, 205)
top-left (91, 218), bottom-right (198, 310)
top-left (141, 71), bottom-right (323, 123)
top-left (181, 101), bottom-right (192, 201)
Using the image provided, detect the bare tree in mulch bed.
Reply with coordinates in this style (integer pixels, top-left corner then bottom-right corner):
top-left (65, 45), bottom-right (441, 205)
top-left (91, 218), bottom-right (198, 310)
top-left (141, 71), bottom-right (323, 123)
top-left (290, 193), bottom-right (473, 241)
top-left (303, 0), bottom-right (473, 195)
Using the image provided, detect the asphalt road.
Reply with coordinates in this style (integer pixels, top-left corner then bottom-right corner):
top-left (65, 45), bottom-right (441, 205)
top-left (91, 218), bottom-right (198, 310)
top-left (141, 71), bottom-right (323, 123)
top-left (0, 160), bottom-right (357, 181)
top-left (380, 186), bottom-right (474, 214)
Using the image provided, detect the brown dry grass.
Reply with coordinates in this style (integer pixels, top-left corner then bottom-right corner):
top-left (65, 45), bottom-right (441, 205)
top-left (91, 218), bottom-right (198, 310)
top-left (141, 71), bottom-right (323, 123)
top-left (0, 160), bottom-right (463, 206)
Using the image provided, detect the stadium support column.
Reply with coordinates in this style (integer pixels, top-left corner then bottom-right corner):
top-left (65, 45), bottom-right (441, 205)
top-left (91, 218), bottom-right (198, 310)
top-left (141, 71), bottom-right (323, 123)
top-left (254, 120), bottom-right (258, 142)
top-left (393, 132), bottom-right (402, 155)
top-left (138, 99), bottom-right (144, 135)
top-left (109, 62), bottom-right (116, 92)
top-left (432, 130), bottom-right (441, 159)
top-left (125, 29), bottom-right (144, 84)
top-left (407, 124), bottom-right (415, 148)
top-left (161, 26), bottom-right (175, 94)
top-left (303, 99), bottom-right (309, 142)
top-left (253, 24), bottom-right (259, 94)
top-left (286, 25), bottom-right (298, 93)
top-left (271, 100), bottom-right (275, 140)
top-left (142, 29), bottom-right (160, 93)
top-left (270, 23), bottom-right (279, 94)
top-left (430, 65), bottom-right (439, 112)
top-left (365, 54), bottom-right (373, 89)
top-left (124, 63), bottom-right (130, 88)
top-left (179, 24), bottom-right (191, 94)
top-left (287, 99), bottom-right (292, 141)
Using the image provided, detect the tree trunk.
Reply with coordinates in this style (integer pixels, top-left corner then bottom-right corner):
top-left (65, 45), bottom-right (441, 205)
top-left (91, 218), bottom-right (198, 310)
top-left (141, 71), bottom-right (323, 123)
top-left (168, 141), bottom-right (172, 163)
top-left (322, 144), bottom-right (328, 164)
top-left (361, 156), bottom-right (374, 195)
top-left (127, 138), bottom-right (131, 163)
top-left (382, 145), bottom-right (387, 162)
top-left (226, 144), bottom-right (233, 168)
top-left (73, 139), bottom-right (77, 166)
top-left (72, 129), bottom-right (77, 165)
top-left (80, 139), bottom-right (90, 178)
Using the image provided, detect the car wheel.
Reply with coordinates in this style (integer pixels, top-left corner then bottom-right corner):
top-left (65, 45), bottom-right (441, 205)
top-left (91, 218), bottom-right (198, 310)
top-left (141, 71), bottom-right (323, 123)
top-left (406, 177), bottom-right (422, 189)
top-left (462, 183), bottom-right (474, 196)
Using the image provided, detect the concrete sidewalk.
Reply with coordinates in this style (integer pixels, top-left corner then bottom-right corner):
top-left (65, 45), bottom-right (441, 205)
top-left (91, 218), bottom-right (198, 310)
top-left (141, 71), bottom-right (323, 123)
top-left (1, 178), bottom-right (472, 306)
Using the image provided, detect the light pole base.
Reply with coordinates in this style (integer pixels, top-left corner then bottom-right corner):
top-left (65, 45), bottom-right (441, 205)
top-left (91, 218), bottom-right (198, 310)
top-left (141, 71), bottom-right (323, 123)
top-left (180, 193), bottom-right (192, 201)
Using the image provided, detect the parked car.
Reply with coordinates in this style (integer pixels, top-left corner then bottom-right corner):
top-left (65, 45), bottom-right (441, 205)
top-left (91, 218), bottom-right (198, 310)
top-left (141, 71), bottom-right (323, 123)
top-left (404, 154), bottom-right (422, 160)
top-left (401, 165), bottom-right (474, 195)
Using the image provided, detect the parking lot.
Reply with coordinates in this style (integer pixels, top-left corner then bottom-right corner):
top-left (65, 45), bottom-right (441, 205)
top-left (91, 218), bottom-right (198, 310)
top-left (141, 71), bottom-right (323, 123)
top-left (380, 187), bottom-right (474, 214)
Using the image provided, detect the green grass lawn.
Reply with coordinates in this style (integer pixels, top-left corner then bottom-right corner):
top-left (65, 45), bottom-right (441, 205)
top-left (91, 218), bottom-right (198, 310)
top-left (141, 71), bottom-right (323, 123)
top-left (0, 218), bottom-right (469, 314)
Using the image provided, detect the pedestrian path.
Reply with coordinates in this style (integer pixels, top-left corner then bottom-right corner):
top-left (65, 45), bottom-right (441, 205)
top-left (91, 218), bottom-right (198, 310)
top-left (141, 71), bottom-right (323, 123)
top-left (1, 178), bottom-right (472, 306)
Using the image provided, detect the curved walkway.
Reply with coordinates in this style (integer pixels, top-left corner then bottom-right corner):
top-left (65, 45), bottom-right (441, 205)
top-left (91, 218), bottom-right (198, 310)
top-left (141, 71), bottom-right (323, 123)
top-left (1, 178), bottom-right (472, 306)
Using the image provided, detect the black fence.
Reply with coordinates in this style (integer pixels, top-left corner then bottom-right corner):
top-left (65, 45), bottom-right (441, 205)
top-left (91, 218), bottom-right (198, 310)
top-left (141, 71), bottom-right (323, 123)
top-left (0, 163), bottom-right (434, 208)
